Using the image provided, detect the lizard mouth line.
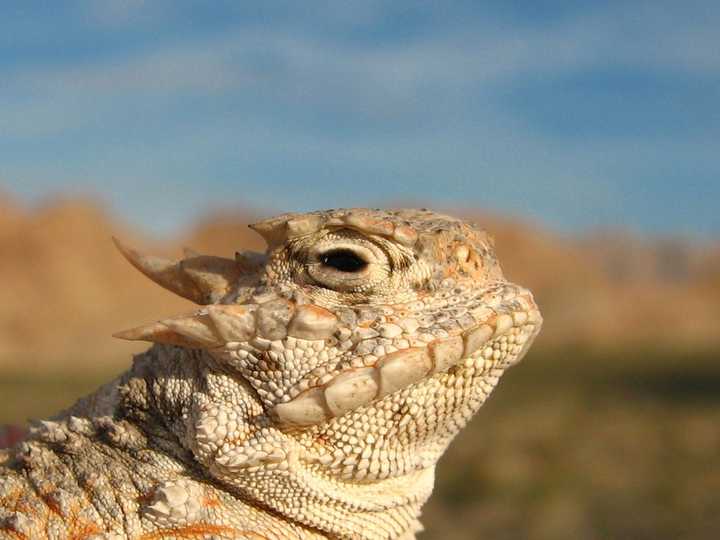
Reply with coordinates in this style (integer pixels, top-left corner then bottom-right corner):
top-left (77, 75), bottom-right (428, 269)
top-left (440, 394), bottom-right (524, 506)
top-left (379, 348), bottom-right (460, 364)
top-left (115, 291), bottom-right (541, 429)
top-left (272, 309), bottom-right (542, 428)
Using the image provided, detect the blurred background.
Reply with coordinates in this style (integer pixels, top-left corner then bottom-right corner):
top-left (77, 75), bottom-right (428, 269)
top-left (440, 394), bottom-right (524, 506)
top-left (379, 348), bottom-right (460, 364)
top-left (1, 1), bottom-right (719, 538)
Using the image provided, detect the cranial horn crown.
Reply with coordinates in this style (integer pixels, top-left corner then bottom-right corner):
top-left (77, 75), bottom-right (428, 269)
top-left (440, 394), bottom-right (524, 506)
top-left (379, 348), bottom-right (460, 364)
top-left (113, 237), bottom-right (243, 305)
top-left (248, 217), bottom-right (288, 250)
top-left (249, 213), bottom-right (324, 249)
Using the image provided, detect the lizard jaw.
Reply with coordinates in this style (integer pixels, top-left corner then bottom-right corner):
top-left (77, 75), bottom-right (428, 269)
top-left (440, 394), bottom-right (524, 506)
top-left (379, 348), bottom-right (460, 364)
top-left (114, 278), bottom-right (541, 429)
top-left (115, 293), bottom-right (541, 429)
top-left (272, 308), bottom-right (542, 428)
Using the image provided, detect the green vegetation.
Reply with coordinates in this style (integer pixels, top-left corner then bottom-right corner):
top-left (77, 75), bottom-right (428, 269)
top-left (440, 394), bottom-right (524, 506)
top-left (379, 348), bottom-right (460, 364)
top-left (1, 348), bottom-right (718, 539)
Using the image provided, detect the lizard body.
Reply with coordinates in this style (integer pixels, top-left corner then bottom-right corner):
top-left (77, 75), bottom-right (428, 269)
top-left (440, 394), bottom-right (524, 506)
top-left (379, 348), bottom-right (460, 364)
top-left (0, 208), bottom-right (541, 539)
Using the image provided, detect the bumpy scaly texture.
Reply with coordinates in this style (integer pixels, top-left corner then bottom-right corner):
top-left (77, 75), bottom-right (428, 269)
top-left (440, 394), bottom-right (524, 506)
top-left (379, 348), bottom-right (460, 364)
top-left (0, 208), bottom-right (542, 540)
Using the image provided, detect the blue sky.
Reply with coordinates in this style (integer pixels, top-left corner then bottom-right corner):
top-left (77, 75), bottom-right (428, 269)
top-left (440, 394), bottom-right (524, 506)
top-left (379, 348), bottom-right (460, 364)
top-left (1, 1), bottom-right (718, 237)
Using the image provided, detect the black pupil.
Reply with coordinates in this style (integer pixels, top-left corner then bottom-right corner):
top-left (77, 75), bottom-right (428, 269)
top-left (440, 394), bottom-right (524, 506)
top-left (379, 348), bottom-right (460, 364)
top-left (320, 249), bottom-right (368, 272)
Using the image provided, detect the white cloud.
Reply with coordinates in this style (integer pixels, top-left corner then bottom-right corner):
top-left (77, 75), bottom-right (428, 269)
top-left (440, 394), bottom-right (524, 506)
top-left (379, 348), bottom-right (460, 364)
top-left (4, 4), bottom-right (717, 136)
top-left (1, 1), bottom-right (718, 235)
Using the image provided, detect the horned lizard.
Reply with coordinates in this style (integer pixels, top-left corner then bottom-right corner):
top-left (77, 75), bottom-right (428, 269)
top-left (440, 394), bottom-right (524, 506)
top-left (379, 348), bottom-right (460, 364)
top-left (0, 208), bottom-right (541, 539)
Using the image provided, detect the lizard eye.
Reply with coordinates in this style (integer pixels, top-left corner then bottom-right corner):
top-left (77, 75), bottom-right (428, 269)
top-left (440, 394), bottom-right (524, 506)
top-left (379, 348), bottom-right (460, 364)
top-left (307, 241), bottom-right (387, 292)
top-left (320, 249), bottom-right (368, 273)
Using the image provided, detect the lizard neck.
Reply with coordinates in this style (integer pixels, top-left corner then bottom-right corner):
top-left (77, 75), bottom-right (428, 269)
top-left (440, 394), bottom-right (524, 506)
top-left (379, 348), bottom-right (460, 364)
top-left (119, 345), bottom-right (429, 539)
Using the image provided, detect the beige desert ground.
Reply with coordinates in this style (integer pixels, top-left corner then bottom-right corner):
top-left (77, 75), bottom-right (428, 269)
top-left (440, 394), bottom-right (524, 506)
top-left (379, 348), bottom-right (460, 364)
top-left (1, 195), bottom-right (718, 539)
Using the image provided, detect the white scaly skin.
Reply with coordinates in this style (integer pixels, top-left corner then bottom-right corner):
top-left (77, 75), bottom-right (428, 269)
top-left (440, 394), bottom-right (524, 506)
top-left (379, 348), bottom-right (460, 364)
top-left (0, 208), bottom-right (541, 540)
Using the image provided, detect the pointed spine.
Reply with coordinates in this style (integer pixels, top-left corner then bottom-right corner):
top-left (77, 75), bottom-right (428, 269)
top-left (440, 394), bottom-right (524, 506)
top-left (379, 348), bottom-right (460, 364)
top-left (113, 237), bottom-right (241, 304)
top-left (113, 311), bottom-right (225, 349)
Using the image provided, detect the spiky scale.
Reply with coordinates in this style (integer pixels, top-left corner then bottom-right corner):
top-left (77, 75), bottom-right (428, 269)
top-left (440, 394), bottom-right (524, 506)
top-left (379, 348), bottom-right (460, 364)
top-left (112, 237), bottom-right (241, 304)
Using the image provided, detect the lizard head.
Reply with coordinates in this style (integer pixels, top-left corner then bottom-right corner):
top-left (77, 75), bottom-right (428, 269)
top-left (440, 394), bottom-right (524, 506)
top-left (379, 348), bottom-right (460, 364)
top-left (115, 208), bottom-right (541, 486)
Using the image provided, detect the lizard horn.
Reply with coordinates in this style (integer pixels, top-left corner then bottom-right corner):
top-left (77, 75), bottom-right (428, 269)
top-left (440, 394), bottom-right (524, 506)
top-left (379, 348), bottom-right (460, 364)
top-left (249, 213), bottom-right (324, 249)
top-left (113, 305), bottom-right (257, 348)
top-left (113, 312), bottom-right (223, 349)
top-left (248, 219), bottom-right (287, 250)
top-left (113, 237), bottom-right (242, 305)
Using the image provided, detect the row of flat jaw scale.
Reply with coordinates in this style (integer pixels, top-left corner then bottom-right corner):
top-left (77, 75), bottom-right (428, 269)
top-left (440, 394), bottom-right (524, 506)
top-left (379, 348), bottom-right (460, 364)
top-left (271, 306), bottom-right (541, 427)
